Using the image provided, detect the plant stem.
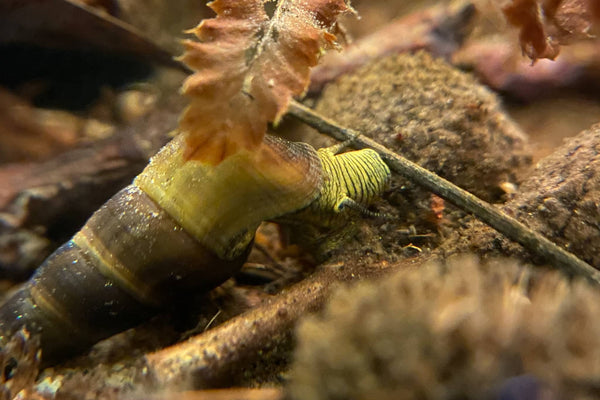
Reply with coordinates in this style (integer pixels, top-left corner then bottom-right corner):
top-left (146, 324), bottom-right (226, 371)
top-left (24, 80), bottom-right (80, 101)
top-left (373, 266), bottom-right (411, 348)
top-left (288, 100), bottom-right (600, 284)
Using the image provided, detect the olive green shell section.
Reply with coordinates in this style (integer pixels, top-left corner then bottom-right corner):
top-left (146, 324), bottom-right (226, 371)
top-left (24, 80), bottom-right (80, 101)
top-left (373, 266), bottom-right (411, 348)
top-left (135, 134), bottom-right (323, 260)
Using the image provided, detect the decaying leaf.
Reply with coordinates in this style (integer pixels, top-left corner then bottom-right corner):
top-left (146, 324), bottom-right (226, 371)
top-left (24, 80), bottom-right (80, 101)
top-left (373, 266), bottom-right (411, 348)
top-left (502, 0), bottom-right (598, 62)
top-left (179, 0), bottom-right (351, 164)
top-left (502, 0), bottom-right (560, 61)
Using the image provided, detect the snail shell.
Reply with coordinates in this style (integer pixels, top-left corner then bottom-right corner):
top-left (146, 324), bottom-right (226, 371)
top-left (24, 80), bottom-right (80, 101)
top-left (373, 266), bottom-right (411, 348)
top-left (0, 134), bottom-right (323, 364)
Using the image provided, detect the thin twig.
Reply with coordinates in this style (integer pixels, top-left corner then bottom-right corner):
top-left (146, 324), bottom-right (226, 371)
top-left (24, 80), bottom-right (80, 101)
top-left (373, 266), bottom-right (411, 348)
top-left (288, 100), bottom-right (600, 284)
top-left (145, 265), bottom-right (333, 388)
top-left (138, 257), bottom-right (401, 391)
top-left (203, 310), bottom-right (222, 332)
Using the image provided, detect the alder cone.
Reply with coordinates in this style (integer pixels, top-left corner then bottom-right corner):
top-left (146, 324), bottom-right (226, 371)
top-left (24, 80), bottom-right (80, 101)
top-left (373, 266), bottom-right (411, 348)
top-left (307, 52), bottom-right (531, 203)
top-left (289, 256), bottom-right (600, 400)
top-left (180, 0), bottom-right (350, 164)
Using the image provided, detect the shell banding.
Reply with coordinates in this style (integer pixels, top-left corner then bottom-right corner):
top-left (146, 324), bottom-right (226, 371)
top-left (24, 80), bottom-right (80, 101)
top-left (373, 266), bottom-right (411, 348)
top-left (0, 134), bottom-right (323, 364)
top-left (0, 135), bottom-right (391, 365)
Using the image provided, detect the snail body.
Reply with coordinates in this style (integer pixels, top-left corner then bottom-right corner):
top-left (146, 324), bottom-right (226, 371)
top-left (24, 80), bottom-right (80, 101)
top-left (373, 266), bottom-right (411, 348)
top-left (277, 142), bottom-right (391, 257)
top-left (0, 135), bottom-right (390, 364)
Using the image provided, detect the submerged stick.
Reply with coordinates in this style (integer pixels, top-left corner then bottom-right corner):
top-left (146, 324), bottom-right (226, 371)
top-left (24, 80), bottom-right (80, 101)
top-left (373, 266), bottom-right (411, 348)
top-left (288, 100), bottom-right (600, 284)
top-left (145, 262), bottom-right (357, 388)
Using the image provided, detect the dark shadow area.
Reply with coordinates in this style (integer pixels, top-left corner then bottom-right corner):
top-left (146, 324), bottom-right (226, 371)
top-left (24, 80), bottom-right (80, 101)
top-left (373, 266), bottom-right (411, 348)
top-left (0, 44), bottom-right (153, 110)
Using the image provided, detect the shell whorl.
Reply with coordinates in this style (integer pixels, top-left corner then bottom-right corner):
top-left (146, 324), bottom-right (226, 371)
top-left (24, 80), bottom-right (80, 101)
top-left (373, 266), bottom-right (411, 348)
top-left (0, 135), bottom-right (324, 363)
top-left (135, 134), bottom-right (323, 260)
top-left (0, 185), bottom-right (252, 362)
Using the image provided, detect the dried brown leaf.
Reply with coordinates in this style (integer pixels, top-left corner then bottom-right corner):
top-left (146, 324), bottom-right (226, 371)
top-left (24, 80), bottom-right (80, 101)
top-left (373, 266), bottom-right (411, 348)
top-left (503, 0), bottom-right (598, 62)
top-left (503, 0), bottom-right (561, 61)
top-left (179, 0), bottom-right (350, 164)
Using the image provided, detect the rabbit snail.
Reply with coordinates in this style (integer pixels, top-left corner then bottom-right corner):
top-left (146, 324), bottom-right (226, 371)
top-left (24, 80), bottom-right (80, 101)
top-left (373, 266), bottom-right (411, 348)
top-left (0, 134), bottom-right (390, 364)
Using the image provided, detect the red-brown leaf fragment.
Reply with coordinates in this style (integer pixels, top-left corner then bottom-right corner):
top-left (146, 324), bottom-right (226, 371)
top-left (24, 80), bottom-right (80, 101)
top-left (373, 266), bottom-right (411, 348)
top-left (503, 0), bottom-right (598, 62)
top-left (179, 0), bottom-right (350, 164)
top-left (503, 0), bottom-right (561, 61)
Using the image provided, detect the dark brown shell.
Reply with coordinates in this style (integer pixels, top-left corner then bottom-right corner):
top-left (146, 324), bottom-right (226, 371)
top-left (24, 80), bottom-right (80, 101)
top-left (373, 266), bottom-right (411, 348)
top-left (0, 135), bottom-right (323, 364)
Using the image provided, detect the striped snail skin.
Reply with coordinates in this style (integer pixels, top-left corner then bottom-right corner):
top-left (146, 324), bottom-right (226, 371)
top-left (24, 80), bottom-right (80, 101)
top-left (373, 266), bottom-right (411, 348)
top-left (0, 134), bottom-right (323, 364)
top-left (275, 142), bottom-right (391, 258)
top-left (311, 143), bottom-right (391, 217)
